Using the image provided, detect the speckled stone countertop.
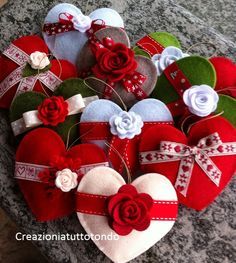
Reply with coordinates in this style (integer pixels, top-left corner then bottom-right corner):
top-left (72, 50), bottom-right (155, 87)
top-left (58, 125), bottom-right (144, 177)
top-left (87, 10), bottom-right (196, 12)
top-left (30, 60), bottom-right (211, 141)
top-left (0, 0), bottom-right (235, 262)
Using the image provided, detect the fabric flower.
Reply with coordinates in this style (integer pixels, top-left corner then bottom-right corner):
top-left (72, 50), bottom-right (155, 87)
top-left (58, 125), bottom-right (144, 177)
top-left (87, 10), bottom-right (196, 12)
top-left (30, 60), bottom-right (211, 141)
top-left (72, 14), bottom-right (92, 33)
top-left (55, 168), bottom-right (78, 192)
top-left (37, 96), bottom-right (68, 126)
top-left (183, 85), bottom-right (219, 117)
top-left (151, 46), bottom-right (189, 76)
top-left (109, 111), bottom-right (143, 139)
top-left (92, 40), bottom-right (137, 82)
top-left (107, 184), bottom-right (153, 236)
top-left (29, 51), bottom-right (50, 70)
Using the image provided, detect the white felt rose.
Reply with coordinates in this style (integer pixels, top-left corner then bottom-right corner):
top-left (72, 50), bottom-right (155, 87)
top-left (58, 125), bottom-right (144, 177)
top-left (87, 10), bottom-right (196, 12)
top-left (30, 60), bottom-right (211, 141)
top-left (109, 111), bottom-right (144, 139)
top-left (55, 168), bottom-right (78, 192)
top-left (29, 51), bottom-right (50, 70)
top-left (72, 14), bottom-right (92, 33)
top-left (183, 85), bottom-right (219, 117)
top-left (151, 46), bottom-right (189, 76)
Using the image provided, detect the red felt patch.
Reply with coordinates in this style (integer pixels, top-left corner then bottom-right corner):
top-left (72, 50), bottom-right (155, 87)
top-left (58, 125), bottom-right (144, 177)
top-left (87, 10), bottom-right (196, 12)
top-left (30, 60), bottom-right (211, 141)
top-left (15, 128), bottom-right (107, 221)
top-left (0, 35), bottom-right (77, 109)
top-left (210, 57), bottom-right (236, 98)
top-left (139, 117), bottom-right (236, 210)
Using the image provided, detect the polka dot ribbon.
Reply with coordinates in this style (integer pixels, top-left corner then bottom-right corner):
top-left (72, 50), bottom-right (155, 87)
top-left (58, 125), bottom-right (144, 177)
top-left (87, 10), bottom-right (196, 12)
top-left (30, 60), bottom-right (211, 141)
top-left (139, 132), bottom-right (236, 197)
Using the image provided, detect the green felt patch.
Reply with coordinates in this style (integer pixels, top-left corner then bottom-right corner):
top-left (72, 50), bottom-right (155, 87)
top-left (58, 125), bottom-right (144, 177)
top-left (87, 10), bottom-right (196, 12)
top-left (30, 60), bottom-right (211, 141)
top-left (134, 32), bottom-right (181, 57)
top-left (22, 63), bottom-right (51, 77)
top-left (216, 95), bottom-right (236, 126)
top-left (10, 78), bottom-right (96, 145)
top-left (152, 56), bottom-right (216, 103)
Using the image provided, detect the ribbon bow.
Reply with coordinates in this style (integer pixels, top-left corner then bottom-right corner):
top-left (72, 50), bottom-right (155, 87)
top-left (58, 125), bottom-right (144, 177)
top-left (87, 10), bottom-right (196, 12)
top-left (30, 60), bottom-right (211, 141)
top-left (0, 44), bottom-right (62, 100)
top-left (139, 132), bottom-right (236, 196)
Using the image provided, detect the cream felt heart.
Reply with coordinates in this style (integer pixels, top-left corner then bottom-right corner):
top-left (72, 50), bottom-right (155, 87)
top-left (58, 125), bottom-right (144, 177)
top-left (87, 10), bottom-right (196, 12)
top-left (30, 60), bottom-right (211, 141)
top-left (77, 166), bottom-right (178, 263)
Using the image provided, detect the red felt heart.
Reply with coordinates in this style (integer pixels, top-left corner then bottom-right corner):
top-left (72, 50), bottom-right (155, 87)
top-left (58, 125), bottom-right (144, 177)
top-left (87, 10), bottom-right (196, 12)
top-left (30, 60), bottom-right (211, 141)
top-left (139, 116), bottom-right (236, 210)
top-left (210, 57), bottom-right (236, 98)
top-left (15, 128), bottom-right (107, 221)
top-left (0, 35), bottom-right (77, 109)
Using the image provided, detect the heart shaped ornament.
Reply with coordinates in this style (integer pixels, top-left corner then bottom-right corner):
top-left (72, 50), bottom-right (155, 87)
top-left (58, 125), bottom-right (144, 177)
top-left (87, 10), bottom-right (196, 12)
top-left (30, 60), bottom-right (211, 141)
top-left (77, 166), bottom-right (178, 263)
top-left (80, 98), bottom-right (173, 174)
top-left (139, 116), bottom-right (236, 210)
top-left (15, 128), bottom-right (108, 221)
top-left (43, 3), bottom-right (124, 65)
top-left (151, 55), bottom-right (216, 117)
top-left (10, 78), bottom-right (99, 144)
top-left (210, 57), bottom-right (236, 126)
top-left (134, 32), bottom-right (181, 57)
top-left (0, 35), bottom-right (77, 109)
top-left (77, 27), bottom-right (157, 108)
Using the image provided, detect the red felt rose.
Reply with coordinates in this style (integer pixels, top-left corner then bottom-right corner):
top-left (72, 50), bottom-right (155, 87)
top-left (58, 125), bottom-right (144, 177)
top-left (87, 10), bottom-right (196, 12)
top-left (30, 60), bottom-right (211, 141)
top-left (107, 184), bottom-right (153, 235)
top-left (38, 96), bottom-right (68, 126)
top-left (92, 39), bottom-right (137, 82)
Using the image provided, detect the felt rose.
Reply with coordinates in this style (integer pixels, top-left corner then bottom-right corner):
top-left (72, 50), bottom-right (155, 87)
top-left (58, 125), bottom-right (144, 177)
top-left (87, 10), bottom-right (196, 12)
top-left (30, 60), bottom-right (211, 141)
top-left (55, 168), bottom-right (78, 192)
top-left (109, 111), bottom-right (143, 139)
top-left (183, 85), bottom-right (219, 117)
top-left (37, 96), bottom-right (68, 126)
top-left (72, 14), bottom-right (92, 33)
top-left (151, 46), bottom-right (189, 76)
top-left (107, 184), bottom-right (153, 235)
top-left (92, 40), bottom-right (137, 82)
top-left (29, 51), bottom-right (50, 70)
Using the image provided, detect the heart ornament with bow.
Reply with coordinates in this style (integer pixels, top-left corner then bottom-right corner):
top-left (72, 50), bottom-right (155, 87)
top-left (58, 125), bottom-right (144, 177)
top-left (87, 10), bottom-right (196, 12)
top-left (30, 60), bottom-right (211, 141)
top-left (15, 128), bottom-right (108, 221)
top-left (0, 35), bottom-right (77, 109)
top-left (80, 98), bottom-right (173, 175)
top-left (77, 26), bottom-right (157, 108)
top-left (10, 78), bottom-right (99, 144)
top-left (43, 3), bottom-right (124, 65)
top-left (139, 116), bottom-right (236, 210)
top-left (77, 166), bottom-right (178, 263)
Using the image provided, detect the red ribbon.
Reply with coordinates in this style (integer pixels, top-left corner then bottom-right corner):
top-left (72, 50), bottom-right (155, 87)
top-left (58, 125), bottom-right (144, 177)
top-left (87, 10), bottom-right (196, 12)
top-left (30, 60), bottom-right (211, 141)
top-left (76, 192), bottom-right (178, 220)
top-left (136, 35), bottom-right (165, 56)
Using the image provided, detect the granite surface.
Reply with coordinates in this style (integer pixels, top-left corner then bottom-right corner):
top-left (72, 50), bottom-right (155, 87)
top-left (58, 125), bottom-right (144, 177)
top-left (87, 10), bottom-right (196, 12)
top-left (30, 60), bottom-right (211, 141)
top-left (0, 0), bottom-right (235, 263)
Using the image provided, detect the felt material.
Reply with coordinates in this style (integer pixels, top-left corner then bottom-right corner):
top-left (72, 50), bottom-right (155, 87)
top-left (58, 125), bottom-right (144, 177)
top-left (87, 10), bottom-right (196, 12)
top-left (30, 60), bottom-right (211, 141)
top-left (151, 55), bottom-right (216, 106)
top-left (139, 116), bottom-right (236, 210)
top-left (15, 128), bottom-right (107, 221)
top-left (209, 56), bottom-right (236, 97)
top-left (89, 8), bottom-right (124, 28)
top-left (10, 78), bottom-right (97, 143)
top-left (43, 3), bottom-right (88, 65)
top-left (134, 32), bottom-right (181, 57)
top-left (77, 166), bottom-right (178, 263)
top-left (216, 95), bottom-right (236, 126)
top-left (43, 4), bottom-right (124, 65)
top-left (22, 63), bottom-right (51, 77)
top-left (77, 27), bottom-right (130, 72)
top-left (0, 35), bottom-right (77, 109)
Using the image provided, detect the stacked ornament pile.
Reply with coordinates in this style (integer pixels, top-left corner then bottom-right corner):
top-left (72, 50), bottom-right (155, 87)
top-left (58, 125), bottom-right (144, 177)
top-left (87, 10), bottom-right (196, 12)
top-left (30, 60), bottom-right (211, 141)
top-left (1, 3), bottom-right (235, 263)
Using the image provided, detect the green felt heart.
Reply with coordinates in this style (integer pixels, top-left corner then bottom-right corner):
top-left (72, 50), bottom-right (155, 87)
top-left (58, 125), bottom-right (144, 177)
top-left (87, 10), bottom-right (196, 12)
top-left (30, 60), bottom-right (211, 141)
top-left (216, 95), bottom-right (236, 126)
top-left (152, 56), bottom-right (216, 103)
top-left (134, 32), bottom-right (181, 57)
top-left (10, 78), bottom-right (97, 144)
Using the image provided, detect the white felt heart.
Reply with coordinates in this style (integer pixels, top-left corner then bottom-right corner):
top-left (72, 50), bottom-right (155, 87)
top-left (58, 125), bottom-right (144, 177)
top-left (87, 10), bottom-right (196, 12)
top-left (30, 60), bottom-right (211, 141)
top-left (43, 4), bottom-right (124, 65)
top-left (77, 167), bottom-right (178, 263)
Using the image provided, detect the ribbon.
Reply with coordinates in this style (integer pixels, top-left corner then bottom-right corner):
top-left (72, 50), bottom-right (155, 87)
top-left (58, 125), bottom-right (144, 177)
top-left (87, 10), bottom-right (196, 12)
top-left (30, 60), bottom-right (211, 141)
top-left (89, 36), bottom-right (148, 100)
top-left (162, 61), bottom-right (192, 116)
top-left (0, 44), bottom-right (62, 100)
top-left (15, 161), bottom-right (109, 183)
top-left (139, 132), bottom-right (236, 197)
top-left (11, 94), bottom-right (99, 136)
top-left (76, 192), bottom-right (178, 221)
top-left (136, 35), bottom-right (165, 56)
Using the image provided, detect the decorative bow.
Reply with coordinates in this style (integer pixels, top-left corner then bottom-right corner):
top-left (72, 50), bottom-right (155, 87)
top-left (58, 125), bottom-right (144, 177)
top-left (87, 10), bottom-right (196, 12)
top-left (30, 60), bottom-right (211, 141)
top-left (139, 132), bottom-right (236, 196)
top-left (11, 94), bottom-right (99, 136)
top-left (0, 44), bottom-right (62, 100)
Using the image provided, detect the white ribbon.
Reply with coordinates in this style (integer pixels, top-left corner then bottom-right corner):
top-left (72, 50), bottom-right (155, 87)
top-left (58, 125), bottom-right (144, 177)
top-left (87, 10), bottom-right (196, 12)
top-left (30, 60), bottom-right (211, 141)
top-left (11, 94), bottom-right (99, 136)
